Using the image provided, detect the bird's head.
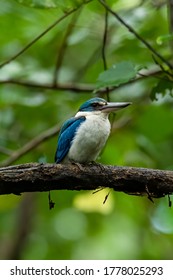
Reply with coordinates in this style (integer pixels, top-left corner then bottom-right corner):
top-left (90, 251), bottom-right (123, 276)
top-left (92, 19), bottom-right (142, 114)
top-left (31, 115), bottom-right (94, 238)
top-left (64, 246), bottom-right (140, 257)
top-left (78, 97), bottom-right (131, 114)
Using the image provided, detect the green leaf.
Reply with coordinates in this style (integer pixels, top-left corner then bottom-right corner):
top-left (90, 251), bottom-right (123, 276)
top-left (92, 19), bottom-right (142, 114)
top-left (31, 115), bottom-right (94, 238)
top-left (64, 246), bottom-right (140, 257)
top-left (96, 61), bottom-right (139, 89)
top-left (156, 34), bottom-right (173, 45)
top-left (150, 79), bottom-right (173, 101)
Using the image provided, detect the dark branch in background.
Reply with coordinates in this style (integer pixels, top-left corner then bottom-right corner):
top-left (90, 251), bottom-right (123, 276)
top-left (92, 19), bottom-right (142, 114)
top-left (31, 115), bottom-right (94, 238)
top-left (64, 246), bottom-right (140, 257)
top-left (0, 147), bottom-right (13, 156)
top-left (167, 0), bottom-right (173, 33)
top-left (0, 193), bottom-right (36, 260)
top-left (99, 0), bottom-right (173, 70)
top-left (102, 8), bottom-right (108, 71)
top-left (0, 124), bottom-right (60, 168)
top-left (101, 5), bottom-right (110, 101)
top-left (0, 67), bottom-right (166, 93)
top-left (0, 163), bottom-right (173, 201)
top-left (151, 55), bottom-right (173, 79)
top-left (167, 0), bottom-right (173, 51)
top-left (0, 10), bottom-right (78, 69)
top-left (53, 11), bottom-right (81, 85)
top-left (0, 79), bottom-right (94, 92)
top-left (0, 1), bottom-right (92, 69)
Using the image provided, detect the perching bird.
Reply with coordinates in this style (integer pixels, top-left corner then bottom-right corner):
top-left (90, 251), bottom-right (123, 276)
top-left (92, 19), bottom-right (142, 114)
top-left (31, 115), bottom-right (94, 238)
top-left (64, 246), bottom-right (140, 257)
top-left (55, 97), bottom-right (131, 164)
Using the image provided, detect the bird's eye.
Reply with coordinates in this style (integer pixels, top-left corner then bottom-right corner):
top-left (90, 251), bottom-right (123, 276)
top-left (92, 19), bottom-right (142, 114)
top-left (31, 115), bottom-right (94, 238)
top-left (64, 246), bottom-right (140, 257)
top-left (92, 101), bottom-right (107, 108)
top-left (92, 102), bottom-right (99, 107)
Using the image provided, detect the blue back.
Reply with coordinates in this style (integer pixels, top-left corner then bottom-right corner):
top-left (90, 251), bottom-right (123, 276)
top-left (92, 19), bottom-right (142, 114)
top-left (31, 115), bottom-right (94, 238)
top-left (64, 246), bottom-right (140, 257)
top-left (55, 116), bottom-right (85, 163)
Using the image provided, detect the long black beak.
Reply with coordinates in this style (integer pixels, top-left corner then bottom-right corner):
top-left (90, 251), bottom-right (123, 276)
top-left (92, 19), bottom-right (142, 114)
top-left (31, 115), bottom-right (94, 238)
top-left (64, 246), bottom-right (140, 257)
top-left (100, 102), bottom-right (132, 113)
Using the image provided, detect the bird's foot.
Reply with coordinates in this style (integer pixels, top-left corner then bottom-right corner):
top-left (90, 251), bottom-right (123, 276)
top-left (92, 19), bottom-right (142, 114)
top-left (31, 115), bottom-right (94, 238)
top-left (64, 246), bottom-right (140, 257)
top-left (70, 160), bottom-right (84, 171)
top-left (89, 161), bottom-right (105, 172)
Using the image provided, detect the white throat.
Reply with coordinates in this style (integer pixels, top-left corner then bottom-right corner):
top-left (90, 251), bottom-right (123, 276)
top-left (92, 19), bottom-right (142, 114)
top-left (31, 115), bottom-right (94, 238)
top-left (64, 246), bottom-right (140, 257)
top-left (65, 110), bottom-right (111, 163)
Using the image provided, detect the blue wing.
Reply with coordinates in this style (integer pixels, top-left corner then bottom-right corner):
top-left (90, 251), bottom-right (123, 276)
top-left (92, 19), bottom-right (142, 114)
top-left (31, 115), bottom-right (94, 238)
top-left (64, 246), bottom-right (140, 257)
top-left (55, 116), bottom-right (86, 163)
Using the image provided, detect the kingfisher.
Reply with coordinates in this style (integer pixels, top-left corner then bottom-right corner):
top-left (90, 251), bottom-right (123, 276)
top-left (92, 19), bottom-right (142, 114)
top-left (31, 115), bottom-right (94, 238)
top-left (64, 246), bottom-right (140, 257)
top-left (55, 97), bottom-right (131, 164)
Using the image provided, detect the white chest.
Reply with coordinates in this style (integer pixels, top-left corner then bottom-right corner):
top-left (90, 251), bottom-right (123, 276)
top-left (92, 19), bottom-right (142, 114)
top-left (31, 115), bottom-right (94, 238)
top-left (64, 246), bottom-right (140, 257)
top-left (67, 113), bottom-right (111, 163)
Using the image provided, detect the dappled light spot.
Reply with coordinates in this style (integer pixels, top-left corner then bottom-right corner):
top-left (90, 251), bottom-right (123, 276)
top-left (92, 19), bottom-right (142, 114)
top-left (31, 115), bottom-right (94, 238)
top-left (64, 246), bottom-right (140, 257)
top-left (53, 208), bottom-right (87, 240)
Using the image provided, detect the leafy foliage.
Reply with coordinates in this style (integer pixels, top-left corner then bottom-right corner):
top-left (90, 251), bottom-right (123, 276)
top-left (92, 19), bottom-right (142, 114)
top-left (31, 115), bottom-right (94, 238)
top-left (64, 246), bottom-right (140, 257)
top-left (151, 79), bottom-right (173, 101)
top-left (96, 61), bottom-right (139, 89)
top-left (0, 0), bottom-right (173, 260)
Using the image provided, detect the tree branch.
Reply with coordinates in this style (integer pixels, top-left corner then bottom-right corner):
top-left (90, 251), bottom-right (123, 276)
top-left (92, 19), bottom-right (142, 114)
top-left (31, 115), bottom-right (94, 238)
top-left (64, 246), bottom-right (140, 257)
top-left (101, 5), bottom-right (110, 100)
top-left (0, 9), bottom-right (78, 69)
top-left (0, 79), bottom-right (94, 92)
top-left (0, 1), bottom-right (93, 69)
top-left (53, 11), bottom-right (81, 85)
top-left (0, 193), bottom-right (35, 260)
top-left (167, 0), bottom-right (173, 51)
top-left (98, 0), bottom-right (173, 70)
top-left (167, 0), bottom-right (173, 33)
top-left (0, 163), bottom-right (173, 200)
top-left (0, 67), bottom-right (166, 93)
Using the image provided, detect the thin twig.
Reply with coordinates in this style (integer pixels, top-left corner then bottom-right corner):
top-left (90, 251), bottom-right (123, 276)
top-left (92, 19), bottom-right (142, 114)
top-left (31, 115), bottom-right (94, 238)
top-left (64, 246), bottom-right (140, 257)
top-left (0, 147), bottom-right (13, 156)
top-left (48, 191), bottom-right (55, 210)
top-left (98, 0), bottom-right (173, 70)
top-left (168, 194), bottom-right (172, 207)
top-left (167, 0), bottom-right (173, 53)
top-left (145, 185), bottom-right (154, 203)
top-left (101, 5), bottom-right (110, 100)
top-left (167, 0), bottom-right (173, 34)
top-left (53, 11), bottom-right (81, 85)
top-left (152, 54), bottom-right (173, 78)
top-left (102, 8), bottom-right (108, 71)
top-left (0, 4), bottom-right (89, 69)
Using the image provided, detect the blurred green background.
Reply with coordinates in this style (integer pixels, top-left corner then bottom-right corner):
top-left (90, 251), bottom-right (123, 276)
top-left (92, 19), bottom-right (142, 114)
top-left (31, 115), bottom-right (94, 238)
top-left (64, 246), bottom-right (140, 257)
top-left (0, 0), bottom-right (173, 260)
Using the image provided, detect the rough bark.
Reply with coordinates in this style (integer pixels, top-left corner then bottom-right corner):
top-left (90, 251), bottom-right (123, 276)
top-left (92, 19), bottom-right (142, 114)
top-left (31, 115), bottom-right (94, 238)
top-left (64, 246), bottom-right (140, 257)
top-left (0, 163), bottom-right (173, 200)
